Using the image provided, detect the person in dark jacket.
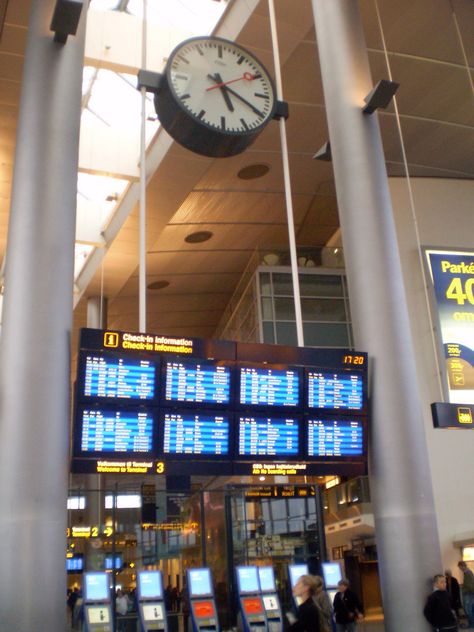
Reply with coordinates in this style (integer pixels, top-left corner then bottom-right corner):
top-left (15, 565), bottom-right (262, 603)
top-left (446, 570), bottom-right (462, 616)
top-left (423, 574), bottom-right (458, 632)
top-left (288, 574), bottom-right (321, 632)
top-left (333, 579), bottom-right (363, 632)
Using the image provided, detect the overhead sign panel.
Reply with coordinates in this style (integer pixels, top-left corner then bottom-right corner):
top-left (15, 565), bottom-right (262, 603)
top-left (71, 328), bottom-right (369, 475)
top-left (425, 248), bottom-right (474, 405)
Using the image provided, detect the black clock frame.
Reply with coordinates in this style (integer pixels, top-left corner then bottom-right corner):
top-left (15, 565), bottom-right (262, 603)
top-left (153, 36), bottom-right (278, 158)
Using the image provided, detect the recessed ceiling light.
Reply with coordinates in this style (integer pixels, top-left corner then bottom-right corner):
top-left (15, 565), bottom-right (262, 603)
top-left (147, 280), bottom-right (170, 290)
top-left (185, 231), bottom-right (213, 244)
top-left (237, 164), bottom-right (270, 180)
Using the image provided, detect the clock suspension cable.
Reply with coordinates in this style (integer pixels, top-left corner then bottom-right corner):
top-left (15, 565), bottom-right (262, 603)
top-left (139, 0), bottom-right (148, 332)
top-left (267, 0), bottom-right (305, 347)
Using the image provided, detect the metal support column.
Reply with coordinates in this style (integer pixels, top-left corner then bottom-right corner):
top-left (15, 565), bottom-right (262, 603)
top-left (0, 0), bottom-right (86, 629)
top-left (310, 2), bottom-right (440, 630)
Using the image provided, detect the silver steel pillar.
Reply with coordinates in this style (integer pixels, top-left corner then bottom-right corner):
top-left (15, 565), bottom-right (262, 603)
top-left (310, 2), bottom-right (440, 630)
top-left (0, 0), bottom-right (86, 629)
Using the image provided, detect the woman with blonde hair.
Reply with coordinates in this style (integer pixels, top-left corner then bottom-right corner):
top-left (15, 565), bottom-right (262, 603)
top-left (288, 574), bottom-right (321, 632)
top-left (313, 575), bottom-right (333, 632)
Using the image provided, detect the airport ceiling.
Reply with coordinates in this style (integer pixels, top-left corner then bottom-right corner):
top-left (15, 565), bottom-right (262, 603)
top-left (0, 0), bottom-right (473, 357)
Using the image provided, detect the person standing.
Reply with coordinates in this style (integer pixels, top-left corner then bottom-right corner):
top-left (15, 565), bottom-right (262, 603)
top-left (313, 575), bottom-right (333, 632)
top-left (288, 575), bottom-right (321, 632)
top-left (423, 574), bottom-right (458, 632)
top-left (458, 561), bottom-right (474, 628)
top-left (333, 579), bottom-right (363, 632)
top-left (446, 570), bottom-right (462, 617)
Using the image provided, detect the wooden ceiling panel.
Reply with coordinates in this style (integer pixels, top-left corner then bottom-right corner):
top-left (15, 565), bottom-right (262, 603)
top-left (109, 292), bottom-right (231, 317)
top-left (365, 0), bottom-right (464, 64)
top-left (0, 51), bottom-right (23, 82)
top-left (170, 190), bottom-right (312, 225)
top-left (281, 42), bottom-right (324, 106)
top-left (120, 270), bottom-right (240, 295)
top-left (151, 222), bottom-right (291, 254)
top-left (1, 24), bottom-right (27, 55)
top-left (451, 0), bottom-right (474, 66)
top-left (146, 249), bottom-right (252, 276)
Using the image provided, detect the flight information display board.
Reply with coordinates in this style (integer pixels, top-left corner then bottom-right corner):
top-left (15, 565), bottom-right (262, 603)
top-left (163, 360), bottom-right (231, 406)
top-left (162, 411), bottom-right (230, 456)
top-left (77, 351), bottom-right (157, 402)
top-left (306, 370), bottom-right (364, 411)
top-left (76, 406), bottom-right (154, 454)
top-left (307, 419), bottom-right (364, 457)
top-left (239, 366), bottom-right (300, 408)
top-left (71, 328), bottom-right (369, 476)
top-left (237, 416), bottom-right (299, 458)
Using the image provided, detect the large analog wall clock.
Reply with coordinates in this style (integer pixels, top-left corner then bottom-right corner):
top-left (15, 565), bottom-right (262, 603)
top-left (153, 36), bottom-right (278, 158)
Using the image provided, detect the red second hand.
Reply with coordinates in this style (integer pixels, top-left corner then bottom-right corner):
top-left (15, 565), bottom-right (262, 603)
top-left (206, 72), bottom-right (256, 91)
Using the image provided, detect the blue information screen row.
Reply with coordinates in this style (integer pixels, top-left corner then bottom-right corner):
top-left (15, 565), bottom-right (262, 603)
top-left (75, 406), bottom-right (365, 460)
top-left (76, 351), bottom-right (366, 413)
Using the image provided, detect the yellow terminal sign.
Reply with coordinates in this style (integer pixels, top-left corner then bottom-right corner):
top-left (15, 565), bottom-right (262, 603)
top-left (458, 407), bottom-right (473, 425)
top-left (67, 525), bottom-right (114, 538)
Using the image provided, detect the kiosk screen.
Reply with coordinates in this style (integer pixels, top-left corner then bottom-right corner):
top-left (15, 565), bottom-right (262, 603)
top-left (138, 571), bottom-right (163, 599)
top-left (322, 562), bottom-right (342, 588)
top-left (263, 596), bottom-right (279, 612)
top-left (189, 569), bottom-right (212, 597)
top-left (242, 597), bottom-right (264, 614)
top-left (258, 567), bottom-right (276, 592)
top-left (194, 601), bottom-right (215, 617)
top-left (84, 572), bottom-right (109, 602)
top-left (87, 606), bottom-right (110, 624)
top-left (288, 564), bottom-right (308, 589)
top-left (143, 604), bottom-right (164, 621)
top-left (237, 566), bottom-right (259, 593)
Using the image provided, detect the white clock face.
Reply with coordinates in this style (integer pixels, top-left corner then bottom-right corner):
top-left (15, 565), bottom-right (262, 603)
top-left (168, 37), bottom-right (275, 135)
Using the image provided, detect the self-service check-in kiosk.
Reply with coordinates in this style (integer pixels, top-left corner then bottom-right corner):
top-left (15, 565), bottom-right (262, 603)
top-left (288, 564), bottom-right (308, 608)
top-left (322, 562), bottom-right (342, 608)
top-left (257, 567), bottom-right (282, 632)
top-left (188, 568), bottom-right (220, 632)
top-left (236, 566), bottom-right (267, 632)
top-left (83, 572), bottom-right (113, 632)
top-left (137, 570), bottom-right (168, 632)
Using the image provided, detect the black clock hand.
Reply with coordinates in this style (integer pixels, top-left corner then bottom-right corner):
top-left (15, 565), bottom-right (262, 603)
top-left (207, 73), bottom-right (234, 112)
top-left (218, 84), bottom-right (264, 118)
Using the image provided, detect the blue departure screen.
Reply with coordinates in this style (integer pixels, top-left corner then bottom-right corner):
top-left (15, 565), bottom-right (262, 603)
top-left (237, 567), bottom-right (259, 593)
top-left (307, 370), bottom-right (363, 410)
top-left (239, 366), bottom-right (299, 408)
top-left (105, 554), bottom-right (122, 570)
top-left (238, 416), bottom-right (299, 457)
top-left (163, 412), bottom-right (229, 456)
top-left (67, 555), bottom-right (84, 572)
top-left (307, 419), bottom-right (363, 457)
top-left (138, 571), bottom-right (163, 600)
top-left (164, 360), bottom-right (231, 405)
top-left (79, 408), bottom-right (153, 454)
top-left (84, 573), bottom-right (109, 602)
top-left (188, 569), bottom-right (212, 597)
top-left (81, 352), bottom-right (156, 401)
top-left (258, 567), bottom-right (276, 592)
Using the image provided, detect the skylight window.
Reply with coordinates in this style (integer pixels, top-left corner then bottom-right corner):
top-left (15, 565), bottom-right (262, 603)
top-left (124, 0), bottom-right (227, 33)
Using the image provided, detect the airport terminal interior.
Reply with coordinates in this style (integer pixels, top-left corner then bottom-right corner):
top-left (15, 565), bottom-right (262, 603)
top-left (0, 0), bottom-right (472, 631)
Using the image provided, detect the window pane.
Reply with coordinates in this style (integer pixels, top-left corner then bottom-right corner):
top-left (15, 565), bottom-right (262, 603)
top-left (261, 297), bottom-right (274, 320)
top-left (262, 322), bottom-right (275, 344)
top-left (303, 323), bottom-right (349, 347)
top-left (301, 298), bottom-right (347, 322)
top-left (300, 274), bottom-right (343, 297)
top-left (272, 273), bottom-right (293, 295)
top-left (259, 272), bottom-right (272, 295)
top-left (275, 298), bottom-right (296, 320)
top-left (275, 322), bottom-right (298, 346)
